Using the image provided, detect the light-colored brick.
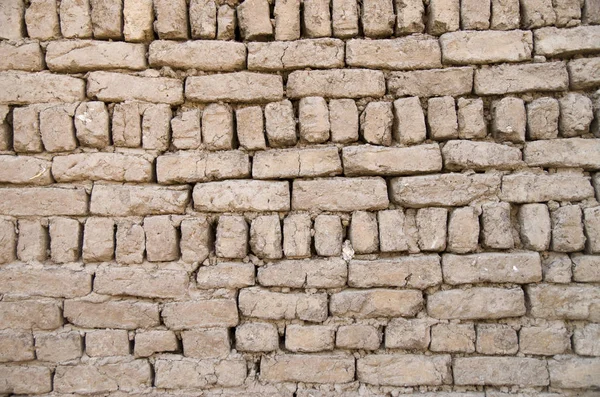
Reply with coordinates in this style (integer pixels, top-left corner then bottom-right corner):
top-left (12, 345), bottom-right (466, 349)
top-left (461, 0), bottom-right (491, 29)
top-left (535, 26), bottom-right (600, 56)
top-left (0, 187), bottom-right (88, 216)
top-left (250, 215), bottom-right (282, 259)
top-left (0, 331), bottom-right (34, 362)
top-left (481, 202), bottom-right (514, 249)
top-left (91, 184), bottom-right (189, 216)
top-left (520, 324), bottom-right (570, 355)
top-left (585, 207), bottom-right (600, 253)
top-left (216, 215), bottom-right (248, 259)
top-left (0, 71), bottom-right (85, 105)
top-left (190, 0), bottom-right (216, 39)
top-left (261, 354), bottom-right (354, 383)
top-left (253, 147), bottom-right (341, 179)
top-left (141, 103), bottom-right (171, 151)
top-left (337, 325), bottom-right (381, 350)
top-left (95, 267), bottom-right (188, 299)
top-left (344, 144), bottom-right (442, 177)
top-left (282, 214), bottom-right (311, 258)
top-left (60, 0), bottom-right (93, 38)
top-left (332, 0), bottom-right (359, 37)
top-left (0, 365), bottom-right (52, 395)
top-left (527, 284), bottom-right (600, 320)
top-left (476, 324), bottom-right (518, 355)
top-left (74, 101), bottom-right (110, 148)
top-left (26, 0), bottom-right (59, 39)
top-left (428, 96), bottom-right (458, 140)
top-left (415, 207), bottom-right (447, 251)
top-left (443, 252), bottom-right (541, 284)
top-left (492, 97), bottom-right (526, 143)
top-left (349, 255), bottom-right (442, 289)
top-left (393, 96), bottom-right (427, 145)
top-left (0, 0), bottom-right (25, 40)
top-left (358, 354), bottom-right (452, 386)
top-left (293, 177), bottom-right (389, 211)
top-left (123, 0), bottom-right (153, 42)
top-left (427, 0), bottom-right (459, 35)
top-left (526, 97), bottom-right (560, 140)
top-left (265, 99), bottom-right (297, 147)
top-left (519, 204), bottom-right (551, 251)
top-left (239, 287), bottom-right (327, 322)
top-left (248, 39), bottom-right (344, 71)
top-left (186, 72), bottom-right (283, 103)
top-left (428, 287), bottom-right (525, 319)
top-left (162, 300), bottom-right (239, 329)
top-left (490, 0), bottom-right (520, 29)
top-left (237, 0), bottom-right (272, 40)
top-left (454, 357), bottom-right (549, 386)
top-left (49, 217), bottom-right (81, 263)
top-left (134, 330), bottom-right (178, 357)
top-left (286, 325), bottom-right (335, 352)
top-left (274, 0), bottom-right (300, 40)
top-left (0, 42), bottom-right (44, 72)
top-left (347, 37), bottom-right (441, 69)
top-left (154, 357), bottom-right (246, 388)
top-left (431, 323), bottom-right (475, 353)
top-left (53, 153), bottom-right (152, 183)
top-left (542, 252), bottom-right (572, 283)
top-left (559, 93), bottom-right (594, 137)
top-left (180, 217), bottom-right (212, 264)
top-left (349, 210), bottom-right (379, 254)
top-left (385, 318), bottom-right (433, 350)
top-left (86, 329), bottom-right (129, 357)
top-left (447, 208), bottom-right (479, 253)
top-left (573, 324), bottom-right (600, 356)
top-left (501, 173), bottom-right (594, 203)
top-left (287, 69), bottom-right (386, 98)
top-left (235, 322), bottom-right (279, 352)
top-left (360, 101), bottom-right (392, 146)
top-left (17, 219), bottom-right (48, 262)
top-left (89, 0), bottom-right (123, 39)
top-left (258, 258), bottom-right (346, 288)
top-left (441, 30), bottom-right (532, 64)
top-left (330, 289), bottom-right (423, 318)
top-left (64, 300), bottom-right (159, 329)
top-left (171, 109), bottom-right (201, 150)
top-left (183, 329), bottom-right (230, 359)
top-left (474, 62), bottom-right (569, 95)
top-left (35, 331), bottom-right (82, 362)
top-left (87, 71), bottom-right (183, 104)
top-left (569, 57), bottom-right (600, 89)
top-left (551, 205), bottom-right (585, 252)
top-left (0, 266), bottom-right (91, 298)
top-left (378, 209), bottom-right (409, 252)
top-left (54, 360), bottom-right (151, 394)
top-left (115, 222), bottom-right (144, 264)
top-left (111, 101), bottom-right (143, 147)
top-left (314, 215), bottom-right (343, 256)
top-left (236, 106), bottom-right (266, 150)
top-left (196, 262), bottom-right (255, 289)
top-left (549, 357), bottom-right (600, 389)
top-left (0, 220), bottom-right (15, 265)
top-left (157, 151), bottom-right (250, 184)
top-left (388, 67), bottom-right (473, 97)
top-left (457, 98), bottom-right (487, 139)
top-left (0, 301), bottom-right (62, 330)
top-left (0, 155), bottom-right (52, 185)
top-left (396, 0), bottom-right (425, 33)
top-left (525, 138), bottom-right (600, 170)
top-left (521, 0), bottom-right (556, 28)
top-left (47, 41), bottom-right (146, 72)
top-left (443, 141), bottom-right (522, 171)
top-left (193, 180), bottom-right (290, 212)
top-left (149, 40), bottom-right (245, 71)
top-left (153, 0), bottom-right (187, 39)
top-left (39, 103), bottom-right (77, 152)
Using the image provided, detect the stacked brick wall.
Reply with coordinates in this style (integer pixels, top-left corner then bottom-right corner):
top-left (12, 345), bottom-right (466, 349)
top-left (0, 0), bottom-right (599, 395)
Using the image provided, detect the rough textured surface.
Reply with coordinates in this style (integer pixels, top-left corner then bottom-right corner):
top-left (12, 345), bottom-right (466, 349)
top-left (1, 1), bottom-right (599, 395)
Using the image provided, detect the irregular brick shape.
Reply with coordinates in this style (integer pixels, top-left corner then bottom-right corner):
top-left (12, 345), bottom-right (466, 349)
top-left (346, 37), bottom-right (441, 69)
top-left (157, 151), bottom-right (250, 184)
top-left (193, 180), bottom-right (290, 212)
top-left (0, 42), bottom-right (44, 71)
top-left (162, 300), bottom-right (239, 329)
top-left (442, 140), bottom-right (522, 170)
top-left (292, 177), bottom-right (389, 211)
top-left (500, 173), bottom-right (594, 203)
top-left (154, 358), bottom-right (246, 388)
top-left (0, 267), bottom-right (91, 298)
top-left (527, 284), bottom-right (600, 321)
top-left (524, 138), bottom-right (600, 170)
top-left (358, 355), bottom-right (452, 386)
top-left (343, 144), bottom-right (442, 176)
top-left (474, 62), bottom-right (569, 95)
top-left (568, 57), bottom-right (600, 89)
top-left (549, 357), bottom-right (600, 389)
top-left (239, 287), bottom-right (328, 322)
top-left (388, 67), bottom-right (473, 97)
top-left (348, 255), bottom-right (442, 289)
top-left (248, 39), bottom-right (344, 71)
top-left (186, 72), bottom-right (284, 102)
top-left (330, 289), bottom-right (423, 318)
top-left (90, 184), bottom-right (189, 216)
top-left (53, 153), bottom-right (153, 183)
top-left (390, 173), bottom-right (501, 207)
top-left (286, 325), bottom-right (335, 352)
top-left (440, 30), bottom-right (532, 64)
top-left (428, 288), bottom-right (525, 319)
top-left (0, 187), bottom-right (88, 216)
top-left (260, 355), bottom-right (355, 383)
top-left (253, 147), bottom-right (342, 179)
top-left (0, 365), bottom-right (52, 395)
top-left (64, 300), bottom-right (159, 329)
top-left (87, 71), bottom-right (183, 104)
top-left (0, 155), bottom-right (52, 185)
top-left (149, 40), bottom-right (246, 71)
top-left (442, 252), bottom-right (542, 284)
top-left (0, 71), bottom-right (85, 105)
top-left (0, 330), bottom-right (34, 362)
top-left (454, 357), bottom-right (549, 386)
top-left (0, 301), bottom-right (62, 330)
top-left (46, 40), bottom-right (147, 72)
top-left (258, 258), bottom-right (347, 288)
top-left (196, 262), bottom-right (255, 289)
top-left (95, 267), bottom-right (189, 299)
top-left (287, 69), bottom-right (386, 98)
top-left (535, 26), bottom-right (600, 56)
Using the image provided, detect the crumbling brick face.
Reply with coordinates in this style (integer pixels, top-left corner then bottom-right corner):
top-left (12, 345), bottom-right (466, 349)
top-left (0, 0), bottom-right (599, 394)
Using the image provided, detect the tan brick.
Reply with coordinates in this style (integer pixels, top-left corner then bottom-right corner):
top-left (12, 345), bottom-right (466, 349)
top-left (25, 0), bottom-right (60, 40)
top-left (574, 323), bottom-right (600, 356)
top-left (190, 0), bottom-right (216, 39)
top-left (525, 137), bottom-right (599, 169)
top-left (253, 147), bottom-right (341, 179)
top-left (360, 0), bottom-right (393, 37)
top-left (330, 289), bottom-right (422, 318)
top-left (427, 0), bottom-right (459, 35)
top-left (535, 26), bottom-right (600, 56)
top-left (344, 144), bottom-right (442, 177)
top-left (216, 215), bottom-right (248, 259)
top-left (0, 266), bottom-right (91, 298)
top-left (87, 71), bottom-right (183, 104)
top-left (162, 300), bottom-right (239, 329)
top-left (86, 329), bottom-right (129, 357)
top-left (443, 141), bottom-right (522, 171)
top-left (555, 0), bottom-right (582, 27)
top-left (0, 365), bottom-right (52, 395)
top-left (500, 173), bottom-right (594, 203)
top-left (349, 210), bottom-right (379, 253)
top-left (248, 39), bottom-right (344, 71)
top-left (349, 255), bottom-right (442, 289)
top-left (329, 99), bottom-right (359, 143)
top-left (481, 202), bottom-right (514, 249)
top-left (95, 267), bottom-right (188, 299)
top-left (0, 42), bottom-right (43, 72)
top-left (0, 105), bottom-right (9, 151)
top-left (543, 252), bottom-right (572, 283)
top-left (89, 0), bottom-right (122, 39)
top-left (428, 287), bottom-right (525, 319)
top-left (431, 323), bottom-right (475, 353)
top-left (194, 180), bottom-right (290, 212)
top-left (303, 0), bottom-right (331, 37)
top-left (183, 329), bottom-right (230, 359)
top-left (217, 5), bottom-right (235, 40)
top-left (134, 330), bottom-right (178, 357)
top-left (490, 0), bottom-right (520, 30)
top-left (265, 100), bottom-right (297, 147)
top-left (111, 101), bottom-right (143, 147)
top-left (39, 103), bottom-right (77, 152)
top-left (54, 360), bottom-right (151, 394)
top-left (385, 318), bottom-right (433, 350)
top-left (520, 323), bottom-right (570, 355)
top-left (0, 71), bottom-right (85, 105)
top-left (527, 284), bottom-right (600, 321)
top-left (17, 219), bottom-right (48, 262)
top-left (158, 151), bottom-right (250, 184)
top-left (149, 40), bottom-right (245, 71)
top-left (142, 103), bottom-right (171, 150)
top-left (49, 217), bottom-right (81, 263)
top-left (573, 254), bottom-right (600, 282)
top-left (457, 98), bottom-right (487, 139)
top-left (551, 205), bottom-right (585, 252)
top-left (584, 0), bottom-right (600, 23)
top-left (559, 93), bottom-right (594, 137)
top-left (0, 156), bottom-right (52, 186)
top-left (358, 354), bottom-right (452, 386)
top-left (123, 0), bottom-right (153, 42)
top-left (347, 37), bottom-right (440, 69)
top-left (46, 41), bottom-right (146, 73)
top-left (258, 258), bottom-right (347, 288)
top-left (283, 213), bottom-right (311, 258)
top-left (12, 105), bottom-right (47, 153)
top-left (167, 109), bottom-right (198, 150)
top-left (74, 101), bottom-right (110, 148)
top-left (274, 0), bottom-right (300, 40)
top-left (299, 96), bottom-right (330, 143)
top-left (196, 262), bottom-right (255, 289)
top-left (454, 357), bottom-right (549, 386)
top-left (186, 72), bottom-right (283, 103)
top-left (314, 215), bottom-right (343, 256)
top-left (0, 330), bottom-right (34, 362)
top-left (0, 0), bottom-right (25, 40)
top-left (237, 0), bottom-right (272, 40)
top-left (388, 67), bottom-right (473, 97)
top-left (569, 57), bottom-right (600, 89)
top-left (155, 357), bottom-right (246, 388)
top-left (0, 301), bottom-right (62, 330)
top-left (60, 0), bottom-right (93, 38)
top-left (287, 69), bottom-right (386, 98)
top-left (549, 357), bottom-right (600, 389)
top-left (474, 62), bottom-right (569, 95)
top-left (337, 324), bottom-right (381, 350)
top-left (526, 97), bottom-right (559, 140)
top-left (236, 106), bottom-right (266, 150)
top-left (0, 220), bottom-right (15, 265)
top-left (115, 222), bottom-right (144, 264)
top-left (82, 217), bottom-right (114, 262)
top-left (416, 207), bottom-right (448, 251)
top-left (293, 177), bottom-right (389, 211)
top-left (235, 322), bottom-right (279, 352)
top-left (396, 0), bottom-right (425, 33)
top-left (461, 0), bottom-right (490, 29)
top-left (64, 300), bottom-right (159, 329)
top-left (35, 331), bottom-right (82, 362)
top-left (239, 287), bottom-right (327, 322)
top-left (250, 215), bottom-right (282, 259)
top-left (53, 153), bottom-right (152, 183)
top-left (428, 96), bottom-right (458, 140)
top-left (443, 252), bottom-right (542, 284)
top-left (91, 184), bottom-right (189, 216)
top-left (286, 325), bottom-right (335, 352)
top-left (153, 0), bottom-right (187, 39)
top-left (518, 204), bottom-right (551, 251)
top-left (180, 217), bottom-right (212, 264)
top-left (261, 354), bottom-right (354, 383)
top-left (360, 101), bottom-right (392, 146)
top-left (476, 324), bottom-right (518, 355)
top-left (492, 97), bottom-right (526, 143)
top-left (390, 173), bottom-right (500, 207)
